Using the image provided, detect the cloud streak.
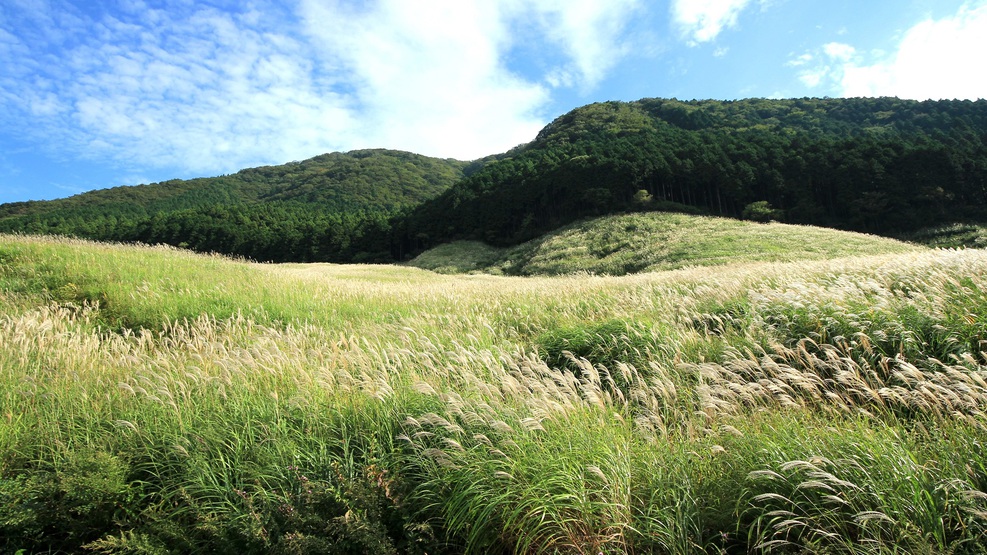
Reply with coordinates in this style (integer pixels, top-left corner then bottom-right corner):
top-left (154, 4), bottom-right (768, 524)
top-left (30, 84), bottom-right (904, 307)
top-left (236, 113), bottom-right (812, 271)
top-left (0, 0), bottom-right (641, 181)
top-left (298, 0), bottom-right (641, 159)
top-left (671, 0), bottom-right (760, 44)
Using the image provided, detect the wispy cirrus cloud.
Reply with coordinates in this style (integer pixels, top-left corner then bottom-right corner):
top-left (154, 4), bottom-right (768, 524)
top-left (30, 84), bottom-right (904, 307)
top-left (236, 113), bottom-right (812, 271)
top-left (0, 0), bottom-right (641, 181)
top-left (788, 42), bottom-right (858, 88)
top-left (790, 2), bottom-right (987, 100)
top-left (2, 1), bottom-right (355, 175)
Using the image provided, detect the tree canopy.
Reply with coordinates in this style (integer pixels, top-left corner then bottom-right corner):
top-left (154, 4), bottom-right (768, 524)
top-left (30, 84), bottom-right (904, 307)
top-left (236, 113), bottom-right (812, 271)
top-left (0, 149), bottom-right (468, 262)
top-left (4, 97), bottom-right (987, 263)
top-left (395, 97), bottom-right (987, 254)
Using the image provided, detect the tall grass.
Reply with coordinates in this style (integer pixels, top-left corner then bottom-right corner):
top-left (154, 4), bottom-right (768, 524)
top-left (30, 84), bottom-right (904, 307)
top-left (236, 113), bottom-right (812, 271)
top-left (408, 212), bottom-right (922, 276)
top-left (1, 234), bottom-right (986, 553)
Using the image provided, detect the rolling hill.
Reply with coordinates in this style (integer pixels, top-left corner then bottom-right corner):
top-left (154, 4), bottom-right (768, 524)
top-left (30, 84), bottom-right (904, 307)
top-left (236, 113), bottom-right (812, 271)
top-left (3, 97), bottom-right (987, 266)
top-left (396, 97), bottom-right (987, 255)
top-left (407, 212), bottom-right (923, 275)
top-left (0, 149), bottom-right (470, 262)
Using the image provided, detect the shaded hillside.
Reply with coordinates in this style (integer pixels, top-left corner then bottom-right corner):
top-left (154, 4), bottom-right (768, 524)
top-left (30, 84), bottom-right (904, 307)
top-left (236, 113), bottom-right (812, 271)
top-left (899, 222), bottom-right (987, 249)
top-left (408, 212), bottom-right (923, 275)
top-left (395, 97), bottom-right (987, 255)
top-left (0, 149), bottom-right (469, 262)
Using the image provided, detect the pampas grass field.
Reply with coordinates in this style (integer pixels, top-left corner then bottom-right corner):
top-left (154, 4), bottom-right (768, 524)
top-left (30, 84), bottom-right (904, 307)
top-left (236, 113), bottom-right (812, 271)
top-left (2, 233), bottom-right (987, 553)
top-left (408, 212), bottom-right (922, 275)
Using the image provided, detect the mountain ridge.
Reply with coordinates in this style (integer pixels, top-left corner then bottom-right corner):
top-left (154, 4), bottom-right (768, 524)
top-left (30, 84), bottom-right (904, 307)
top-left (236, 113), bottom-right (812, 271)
top-left (4, 96), bottom-right (987, 266)
top-left (396, 96), bottom-right (987, 254)
top-left (1, 148), bottom-right (469, 217)
top-left (0, 148), bottom-right (470, 262)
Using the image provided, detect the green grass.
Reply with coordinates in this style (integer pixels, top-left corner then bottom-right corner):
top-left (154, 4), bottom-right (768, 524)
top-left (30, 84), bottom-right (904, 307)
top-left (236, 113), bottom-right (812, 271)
top-left (402, 241), bottom-right (508, 275)
top-left (2, 233), bottom-right (987, 554)
top-left (901, 222), bottom-right (987, 249)
top-left (408, 212), bottom-right (923, 276)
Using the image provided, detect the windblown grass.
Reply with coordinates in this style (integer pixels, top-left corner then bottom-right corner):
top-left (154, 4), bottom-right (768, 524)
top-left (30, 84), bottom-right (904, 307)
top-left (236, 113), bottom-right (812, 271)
top-left (1, 233), bottom-right (986, 554)
top-left (408, 212), bottom-right (922, 275)
top-left (902, 222), bottom-right (987, 249)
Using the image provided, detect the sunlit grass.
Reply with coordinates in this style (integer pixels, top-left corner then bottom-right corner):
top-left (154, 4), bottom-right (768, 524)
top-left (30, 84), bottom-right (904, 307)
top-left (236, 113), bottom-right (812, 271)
top-left (2, 233), bottom-right (986, 553)
top-left (408, 212), bottom-right (923, 275)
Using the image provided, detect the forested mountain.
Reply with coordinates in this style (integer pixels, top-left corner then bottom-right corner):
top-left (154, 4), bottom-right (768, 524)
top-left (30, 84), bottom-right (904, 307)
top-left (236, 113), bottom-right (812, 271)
top-left (4, 97), bottom-right (987, 264)
top-left (0, 149), bottom-right (469, 262)
top-left (394, 97), bottom-right (987, 254)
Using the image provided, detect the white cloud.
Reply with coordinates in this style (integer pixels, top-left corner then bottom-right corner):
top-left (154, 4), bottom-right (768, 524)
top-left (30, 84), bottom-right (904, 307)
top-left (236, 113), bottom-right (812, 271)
top-left (671, 0), bottom-right (758, 44)
top-left (0, 0), bottom-right (641, 179)
top-left (544, 68), bottom-right (575, 89)
top-left (840, 4), bottom-right (987, 99)
top-left (791, 3), bottom-right (987, 100)
top-left (797, 68), bottom-right (825, 88)
top-left (790, 42), bottom-right (857, 89)
top-left (298, 0), bottom-right (640, 159)
top-left (785, 53), bottom-right (814, 68)
top-left (533, 0), bottom-right (641, 87)
top-left (298, 0), bottom-right (544, 159)
top-left (822, 42), bottom-right (856, 62)
top-left (2, 1), bottom-right (358, 175)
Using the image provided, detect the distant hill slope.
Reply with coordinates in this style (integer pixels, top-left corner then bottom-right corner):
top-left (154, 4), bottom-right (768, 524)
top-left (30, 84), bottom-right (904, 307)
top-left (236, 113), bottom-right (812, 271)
top-left (0, 149), bottom-right (469, 262)
top-left (395, 97), bottom-right (987, 255)
top-left (4, 97), bottom-right (987, 265)
top-left (1, 149), bottom-right (468, 218)
top-left (408, 212), bottom-right (924, 276)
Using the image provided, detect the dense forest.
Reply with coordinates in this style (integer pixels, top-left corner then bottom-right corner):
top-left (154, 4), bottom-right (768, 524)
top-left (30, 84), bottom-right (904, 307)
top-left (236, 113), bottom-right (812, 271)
top-left (397, 97), bottom-right (987, 254)
top-left (0, 149), bottom-right (469, 262)
top-left (3, 97), bottom-right (987, 262)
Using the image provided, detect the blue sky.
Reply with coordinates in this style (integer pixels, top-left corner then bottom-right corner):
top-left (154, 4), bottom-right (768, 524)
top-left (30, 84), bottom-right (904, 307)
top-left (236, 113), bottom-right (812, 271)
top-left (1, 0), bottom-right (985, 204)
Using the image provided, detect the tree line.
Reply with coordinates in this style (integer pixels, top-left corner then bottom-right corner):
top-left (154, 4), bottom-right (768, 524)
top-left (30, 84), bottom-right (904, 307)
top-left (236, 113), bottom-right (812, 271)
top-left (0, 150), bottom-right (466, 262)
top-left (394, 97), bottom-right (987, 254)
top-left (3, 98), bottom-right (987, 262)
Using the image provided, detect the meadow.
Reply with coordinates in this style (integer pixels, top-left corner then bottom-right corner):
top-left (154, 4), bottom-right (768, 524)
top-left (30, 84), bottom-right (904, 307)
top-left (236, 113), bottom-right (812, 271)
top-left (2, 232), bottom-right (987, 554)
top-left (408, 213), bottom-right (921, 275)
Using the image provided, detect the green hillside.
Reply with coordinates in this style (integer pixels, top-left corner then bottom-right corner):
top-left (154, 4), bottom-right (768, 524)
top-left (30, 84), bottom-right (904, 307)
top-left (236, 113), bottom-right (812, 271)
top-left (900, 222), bottom-right (987, 249)
top-left (0, 149), bottom-right (469, 262)
top-left (3, 97), bottom-right (987, 265)
top-left (3, 234), bottom-right (987, 553)
top-left (396, 97), bottom-right (987, 254)
top-left (408, 212), bottom-right (924, 275)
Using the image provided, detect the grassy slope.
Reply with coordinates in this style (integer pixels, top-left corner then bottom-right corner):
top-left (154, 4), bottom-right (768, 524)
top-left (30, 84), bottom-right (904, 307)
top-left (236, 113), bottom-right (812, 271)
top-left (2, 234), bottom-right (987, 554)
top-left (901, 222), bottom-right (987, 249)
top-left (408, 212), bottom-right (923, 275)
top-left (400, 97), bottom-right (987, 255)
